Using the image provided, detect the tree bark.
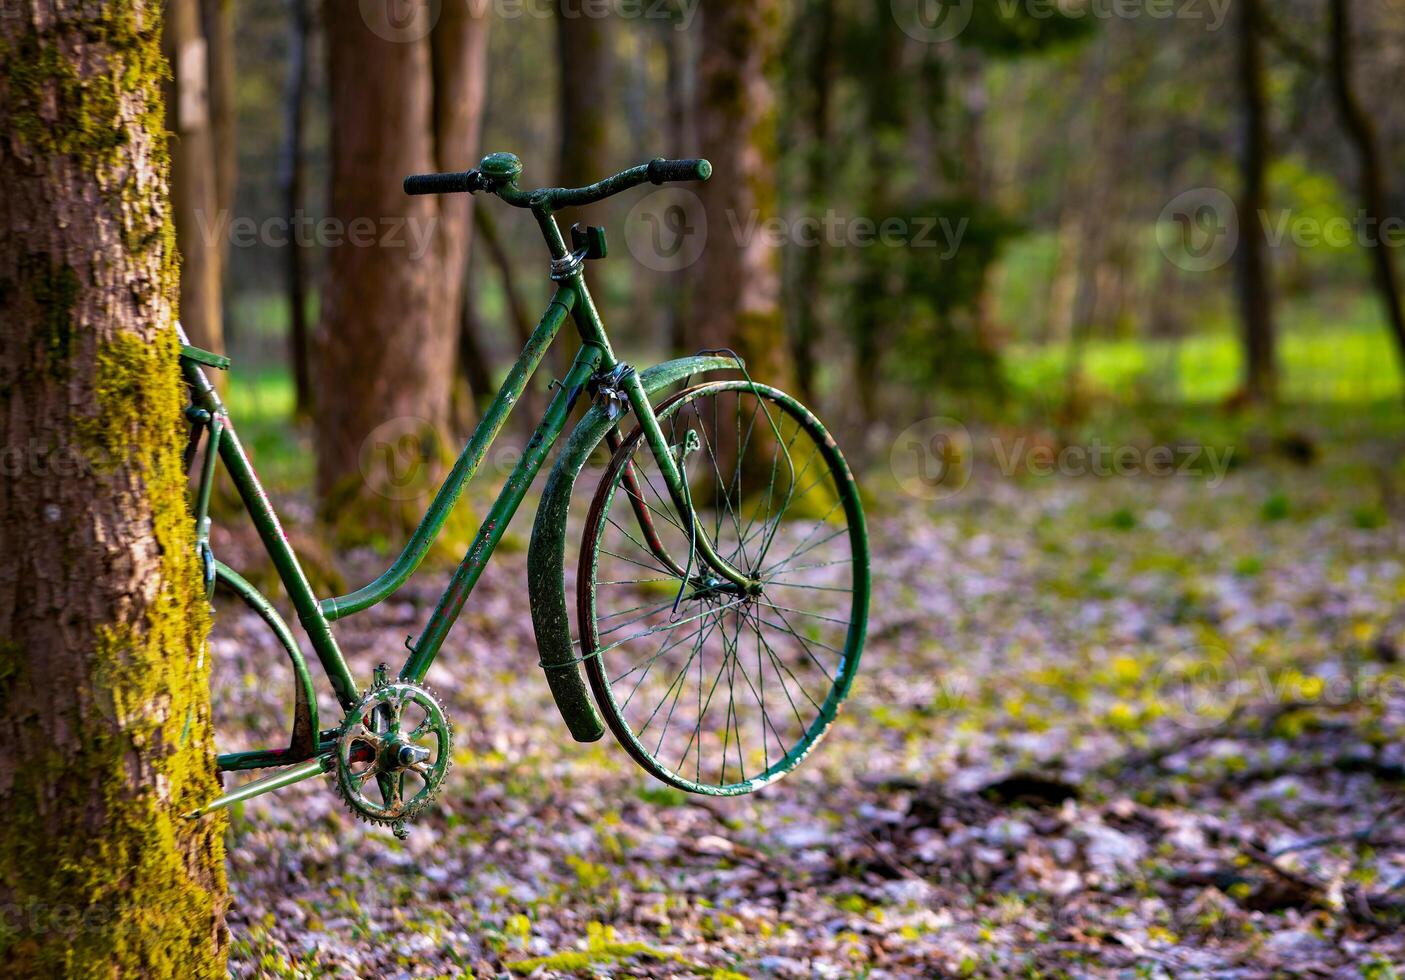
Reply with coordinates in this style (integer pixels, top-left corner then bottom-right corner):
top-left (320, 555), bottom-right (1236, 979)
top-left (280, 0), bottom-right (314, 416)
top-left (0, 3), bottom-right (227, 975)
top-left (201, 0), bottom-right (236, 348)
top-left (555, 2), bottom-right (614, 373)
top-left (1234, 0), bottom-right (1277, 402)
top-left (164, 0), bottom-right (225, 361)
top-left (694, 0), bottom-right (790, 390)
top-left (1327, 0), bottom-right (1405, 396)
top-left (201, 0), bottom-right (237, 222)
top-left (315, 3), bottom-right (487, 531)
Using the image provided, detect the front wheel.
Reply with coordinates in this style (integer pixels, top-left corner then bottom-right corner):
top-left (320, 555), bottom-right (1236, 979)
top-left (578, 381), bottom-right (869, 795)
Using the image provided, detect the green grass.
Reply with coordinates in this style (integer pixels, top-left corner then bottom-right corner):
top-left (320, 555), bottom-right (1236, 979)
top-left (224, 365), bottom-right (309, 490)
top-left (1005, 318), bottom-right (1401, 405)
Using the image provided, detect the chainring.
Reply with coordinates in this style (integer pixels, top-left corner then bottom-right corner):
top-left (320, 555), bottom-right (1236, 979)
top-left (333, 668), bottom-right (453, 835)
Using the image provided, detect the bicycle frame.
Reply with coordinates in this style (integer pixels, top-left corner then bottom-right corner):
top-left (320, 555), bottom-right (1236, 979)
top-left (182, 201), bottom-right (743, 817)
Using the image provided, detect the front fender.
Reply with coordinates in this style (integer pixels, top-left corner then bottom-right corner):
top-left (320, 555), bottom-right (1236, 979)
top-left (528, 354), bottom-right (740, 741)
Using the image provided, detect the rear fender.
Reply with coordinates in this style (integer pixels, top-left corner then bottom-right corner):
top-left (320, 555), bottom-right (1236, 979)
top-left (528, 355), bottom-right (740, 741)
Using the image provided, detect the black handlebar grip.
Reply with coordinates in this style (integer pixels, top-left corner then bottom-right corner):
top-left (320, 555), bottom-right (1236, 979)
top-left (647, 158), bottom-right (712, 184)
top-left (403, 170), bottom-right (482, 196)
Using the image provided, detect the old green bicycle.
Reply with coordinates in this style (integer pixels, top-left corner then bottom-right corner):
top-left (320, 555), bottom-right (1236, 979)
top-left (182, 153), bottom-right (869, 836)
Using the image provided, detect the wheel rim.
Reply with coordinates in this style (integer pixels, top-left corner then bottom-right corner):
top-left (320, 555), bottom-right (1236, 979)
top-left (579, 382), bottom-right (869, 795)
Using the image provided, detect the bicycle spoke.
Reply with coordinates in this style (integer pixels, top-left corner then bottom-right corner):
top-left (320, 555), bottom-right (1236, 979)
top-left (759, 602), bottom-right (838, 684)
top-left (740, 607), bottom-right (809, 729)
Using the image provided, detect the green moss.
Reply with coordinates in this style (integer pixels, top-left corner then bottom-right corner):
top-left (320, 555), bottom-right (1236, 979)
top-left (0, 641), bottom-right (18, 714)
top-left (3, 6), bottom-right (167, 170)
top-left (20, 257), bottom-right (81, 380)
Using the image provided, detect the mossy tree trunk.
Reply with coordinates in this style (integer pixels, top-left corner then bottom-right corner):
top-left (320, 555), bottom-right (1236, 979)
top-left (315, 3), bottom-right (488, 544)
top-left (694, 0), bottom-right (790, 392)
top-left (0, 3), bottom-right (228, 976)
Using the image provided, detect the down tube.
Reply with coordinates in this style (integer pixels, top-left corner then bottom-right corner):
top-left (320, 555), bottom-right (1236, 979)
top-left (401, 342), bottom-right (605, 681)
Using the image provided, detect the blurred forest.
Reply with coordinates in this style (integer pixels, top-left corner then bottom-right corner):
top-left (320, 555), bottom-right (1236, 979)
top-left (174, 0), bottom-right (1405, 499)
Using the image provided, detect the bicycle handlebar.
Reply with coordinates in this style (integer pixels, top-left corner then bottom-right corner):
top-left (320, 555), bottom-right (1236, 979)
top-left (403, 170), bottom-right (488, 196)
top-left (403, 155), bottom-right (711, 209)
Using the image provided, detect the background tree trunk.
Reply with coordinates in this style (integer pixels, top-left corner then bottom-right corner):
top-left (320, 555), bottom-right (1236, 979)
top-left (1328, 0), bottom-right (1405, 399)
top-left (1235, 0), bottom-right (1277, 402)
top-left (433, 0), bottom-right (492, 428)
top-left (281, 0), bottom-right (314, 417)
top-left (789, 0), bottom-right (834, 405)
top-left (850, 3), bottom-right (906, 422)
top-left (201, 0), bottom-right (237, 341)
top-left (694, 0), bottom-right (789, 390)
top-left (201, 0), bottom-right (237, 221)
top-left (0, 3), bottom-right (227, 975)
top-left (165, 0), bottom-right (225, 361)
top-left (315, 4), bottom-right (483, 531)
top-left (662, 12), bottom-right (698, 356)
top-left (555, 2), bottom-right (614, 373)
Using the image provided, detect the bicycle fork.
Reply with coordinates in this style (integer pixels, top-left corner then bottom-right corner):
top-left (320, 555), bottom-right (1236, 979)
top-left (614, 367), bottom-right (762, 597)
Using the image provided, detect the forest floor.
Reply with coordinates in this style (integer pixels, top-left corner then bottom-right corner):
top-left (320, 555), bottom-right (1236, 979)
top-left (213, 406), bottom-right (1405, 978)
